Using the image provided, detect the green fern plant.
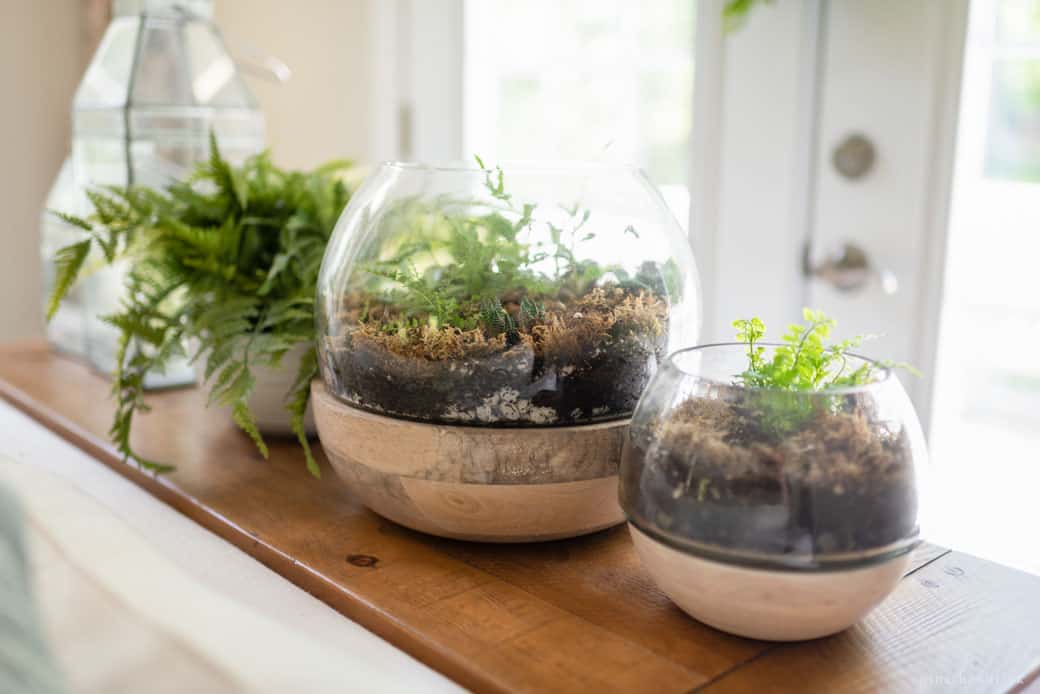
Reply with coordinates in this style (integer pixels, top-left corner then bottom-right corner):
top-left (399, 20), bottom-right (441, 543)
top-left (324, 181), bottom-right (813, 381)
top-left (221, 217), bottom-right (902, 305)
top-left (47, 134), bottom-right (353, 477)
top-left (366, 263), bottom-right (466, 329)
top-left (733, 308), bottom-right (919, 391)
top-left (360, 155), bottom-right (615, 337)
top-left (732, 309), bottom-right (918, 439)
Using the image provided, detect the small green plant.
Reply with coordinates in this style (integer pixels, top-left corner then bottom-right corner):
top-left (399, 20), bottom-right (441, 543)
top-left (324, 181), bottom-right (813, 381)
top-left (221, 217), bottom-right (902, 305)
top-left (734, 308), bottom-right (882, 391)
top-left (366, 264), bottom-right (468, 330)
top-left (47, 134), bottom-right (353, 476)
top-left (479, 297), bottom-right (519, 340)
top-left (731, 309), bottom-right (916, 438)
top-left (358, 155), bottom-right (647, 346)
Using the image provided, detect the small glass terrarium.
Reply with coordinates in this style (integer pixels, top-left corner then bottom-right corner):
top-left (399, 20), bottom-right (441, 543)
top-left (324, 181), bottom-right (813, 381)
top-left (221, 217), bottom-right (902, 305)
top-left (620, 342), bottom-right (927, 639)
top-left (313, 161), bottom-right (699, 541)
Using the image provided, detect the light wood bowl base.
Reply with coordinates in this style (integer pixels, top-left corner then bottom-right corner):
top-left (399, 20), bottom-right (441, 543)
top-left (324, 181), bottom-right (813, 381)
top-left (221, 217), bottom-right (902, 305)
top-left (312, 381), bottom-right (627, 542)
top-left (629, 524), bottom-right (911, 641)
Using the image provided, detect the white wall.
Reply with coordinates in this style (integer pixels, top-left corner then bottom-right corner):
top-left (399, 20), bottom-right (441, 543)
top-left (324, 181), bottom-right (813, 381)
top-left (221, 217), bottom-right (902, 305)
top-left (214, 0), bottom-right (374, 170)
top-left (0, 0), bottom-right (375, 342)
top-left (0, 1), bottom-right (85, 341)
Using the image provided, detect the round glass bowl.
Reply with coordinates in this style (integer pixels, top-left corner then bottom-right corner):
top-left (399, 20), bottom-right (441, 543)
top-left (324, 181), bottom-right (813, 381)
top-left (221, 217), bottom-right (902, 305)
top-left (313, 161), bottom-right (700, 541)
top-left (317, 161), bottom-right (699, 426)
top-left (620, 343), bottom-right (927, 639)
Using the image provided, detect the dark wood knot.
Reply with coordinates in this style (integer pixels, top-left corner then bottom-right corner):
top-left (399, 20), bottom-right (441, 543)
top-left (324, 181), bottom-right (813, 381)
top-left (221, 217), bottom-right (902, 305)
top-left (346, 554), bottom-right (379, 568)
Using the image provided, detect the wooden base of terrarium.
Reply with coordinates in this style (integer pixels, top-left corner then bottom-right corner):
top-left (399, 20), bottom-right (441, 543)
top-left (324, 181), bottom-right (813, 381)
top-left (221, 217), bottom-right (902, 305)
top-left (312, 381), bottom-right (627, 542)
top-left (629, 525), bottom-right (912, 641)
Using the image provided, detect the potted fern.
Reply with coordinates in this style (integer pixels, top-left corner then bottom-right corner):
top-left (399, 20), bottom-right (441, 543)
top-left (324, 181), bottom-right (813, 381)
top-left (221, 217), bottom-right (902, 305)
top-left (619, 310), bottom-right (927, 640)
top-left (47, 135), bottom-right (353, 476)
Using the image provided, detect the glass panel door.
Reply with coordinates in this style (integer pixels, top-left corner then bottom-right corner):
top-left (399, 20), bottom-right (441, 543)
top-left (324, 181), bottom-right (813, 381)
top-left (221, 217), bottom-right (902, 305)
top-left (462, 0), bottom-right (695, 227)
top-left (928, 0), bottom-right (1040, 575)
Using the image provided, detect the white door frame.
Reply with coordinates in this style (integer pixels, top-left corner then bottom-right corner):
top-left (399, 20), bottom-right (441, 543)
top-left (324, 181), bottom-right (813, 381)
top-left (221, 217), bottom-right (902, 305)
top-left (363, 0), bottom-right (464, 163)
top-left (364, 0), bottom-right (969, 430)
top-left (374, 0), bottom-right (810, 346)
top-left (695, 0), bottom-right (969, 431)
top-left (907, 0), bottom-right (971, 430)
top-left (691, 0), bottom-right (827, 345)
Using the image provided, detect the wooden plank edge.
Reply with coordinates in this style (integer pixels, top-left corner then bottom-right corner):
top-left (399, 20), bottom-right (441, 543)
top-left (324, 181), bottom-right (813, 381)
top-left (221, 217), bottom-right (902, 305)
top-left (1012, 663), bottom-right (1040, 693)
top-left (0, 352), bottom-right (959, 694)
top-left (0, 377), bottom-right (509, 694)
top-left (694, 551), bottom-right (1040, 694)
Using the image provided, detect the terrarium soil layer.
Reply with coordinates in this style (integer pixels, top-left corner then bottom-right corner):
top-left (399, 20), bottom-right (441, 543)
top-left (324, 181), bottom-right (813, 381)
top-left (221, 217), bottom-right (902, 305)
top-left (322, 288), bottom-right (666, 426)
top-left (622, 397), bottom-right (918, 560)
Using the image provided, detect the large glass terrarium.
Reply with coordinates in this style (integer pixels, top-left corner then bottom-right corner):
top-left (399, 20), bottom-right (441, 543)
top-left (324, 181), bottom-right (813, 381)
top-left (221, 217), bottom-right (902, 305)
top-left (313, 161), bottom-right (699, 542)
top-left (40, 0), bottom-right (264, 378)
top-left (317, 162), bottom-right (699, 426)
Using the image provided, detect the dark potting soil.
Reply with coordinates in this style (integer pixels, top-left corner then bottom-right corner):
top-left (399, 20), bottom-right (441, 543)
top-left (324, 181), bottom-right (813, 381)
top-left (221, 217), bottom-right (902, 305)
top-left (321, 330), bottom-right (662, 426)
top-left (620, 395), bottom-right (919, 562)
top-left (319, 286), bottom-right (668, 426)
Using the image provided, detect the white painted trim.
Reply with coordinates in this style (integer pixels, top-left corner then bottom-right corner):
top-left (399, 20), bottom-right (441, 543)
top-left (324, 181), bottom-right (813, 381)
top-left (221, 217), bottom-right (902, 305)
top-left (789, 0), bottom-right (825, 311)
top-left (405, 0), bottom-right (464, 161)
top-left (363, 0), bottom-right (402, 163)
top-left (690, 0), bottom-right (725, 341)
top-left (361, 0), bottom-right (464, 163)
top-left (911, 0), bottom-right (970, 433)
top-left (704, 0), bottom-right (819, 341)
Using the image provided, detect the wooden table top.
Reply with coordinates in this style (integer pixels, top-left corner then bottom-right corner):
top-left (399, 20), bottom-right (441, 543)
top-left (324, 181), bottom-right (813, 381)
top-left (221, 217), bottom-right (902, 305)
top-left (1, 341), bottom-right (1037, 693)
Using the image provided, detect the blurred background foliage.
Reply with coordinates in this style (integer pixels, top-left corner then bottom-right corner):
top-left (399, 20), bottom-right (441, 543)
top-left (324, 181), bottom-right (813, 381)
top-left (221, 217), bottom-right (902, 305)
top-left (986, 0), bottom-right (1040, 181)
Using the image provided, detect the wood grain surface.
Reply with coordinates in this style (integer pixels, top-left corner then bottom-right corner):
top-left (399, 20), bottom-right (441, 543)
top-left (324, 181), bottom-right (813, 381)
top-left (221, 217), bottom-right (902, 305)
top-left (1, 342), bottom-right (1038, 694)
top-left (312, 381), bottom-right (626, 542)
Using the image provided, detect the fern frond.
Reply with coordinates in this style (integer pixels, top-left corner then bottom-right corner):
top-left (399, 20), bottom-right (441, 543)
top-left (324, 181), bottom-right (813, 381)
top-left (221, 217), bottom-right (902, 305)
top-left (232, 400), bottom-right (269, 459)
top-left (48, 210), bottom-right (93, 231)
top-left (200, 339), bottom-right (233, 381)
top-left (207, 360), bottom-right (244, 407)
top-left (287, 345), bottom-right (320, 478)
top-left (207, 130), bottom-right (248, 211)
top-left (85, 189), bottom-right (130, 227)
top-left (258, 252), bottom-right (292, 296)
top-left (107, 323), bottom-right (179, 473)
top-left (46, 240), bottom-right (91, 320)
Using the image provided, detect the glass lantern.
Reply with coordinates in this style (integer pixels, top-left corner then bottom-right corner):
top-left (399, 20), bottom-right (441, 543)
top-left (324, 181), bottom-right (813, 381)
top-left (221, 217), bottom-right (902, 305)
top-left (40, 0), bottom-right (265, 383)
top-left (316, 161), bottom-right (701, 427)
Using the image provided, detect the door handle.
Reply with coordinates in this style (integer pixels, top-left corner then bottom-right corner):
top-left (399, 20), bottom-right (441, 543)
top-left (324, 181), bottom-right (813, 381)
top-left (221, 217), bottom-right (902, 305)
top-left (802, 241), bottom-right (898, 294)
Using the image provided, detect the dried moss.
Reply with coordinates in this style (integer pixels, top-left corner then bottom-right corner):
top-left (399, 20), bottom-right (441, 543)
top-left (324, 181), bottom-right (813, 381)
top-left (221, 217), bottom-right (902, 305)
top-left (350, 286), bottom-right (665, 363)
top-left (354, 323), bottom-right (508, 361)
top-left (656, 396), bottom-right (909, 489)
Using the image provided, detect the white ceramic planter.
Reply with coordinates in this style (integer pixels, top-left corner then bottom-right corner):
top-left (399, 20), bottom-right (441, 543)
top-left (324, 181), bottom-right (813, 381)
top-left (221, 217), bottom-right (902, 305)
top-left (629, 524), bottom-right (911, 641)
top-left (194, 342), bottom-right (316, 436)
